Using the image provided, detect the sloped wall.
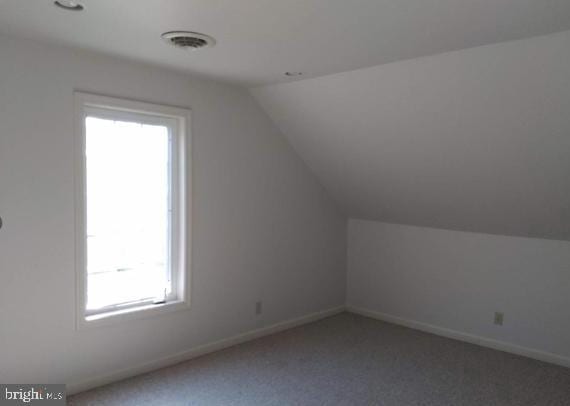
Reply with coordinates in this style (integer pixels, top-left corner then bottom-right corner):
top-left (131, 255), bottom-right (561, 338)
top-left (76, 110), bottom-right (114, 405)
top-left (252, 30), bottom-right (570, 241)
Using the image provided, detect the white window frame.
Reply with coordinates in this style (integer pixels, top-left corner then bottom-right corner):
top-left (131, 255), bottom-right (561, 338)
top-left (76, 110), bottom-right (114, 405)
top-left (74, 92), bottom-right (191, 329)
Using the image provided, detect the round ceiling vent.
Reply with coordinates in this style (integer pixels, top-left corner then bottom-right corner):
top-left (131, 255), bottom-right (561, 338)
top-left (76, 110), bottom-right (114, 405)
top-left (161, 31), bottom-right (216, 51)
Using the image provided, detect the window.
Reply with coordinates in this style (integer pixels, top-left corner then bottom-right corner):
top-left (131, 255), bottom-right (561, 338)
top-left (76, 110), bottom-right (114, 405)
top-left (75, 92), bottom-right (190, 327)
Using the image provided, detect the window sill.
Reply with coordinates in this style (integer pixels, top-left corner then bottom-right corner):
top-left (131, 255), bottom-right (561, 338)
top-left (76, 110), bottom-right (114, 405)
top-left (76, 299), bottom-right (190, 330)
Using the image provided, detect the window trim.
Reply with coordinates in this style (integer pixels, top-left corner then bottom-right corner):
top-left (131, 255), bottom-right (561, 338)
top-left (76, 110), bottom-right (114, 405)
top-left (74, 92), bottom-right (191, 329)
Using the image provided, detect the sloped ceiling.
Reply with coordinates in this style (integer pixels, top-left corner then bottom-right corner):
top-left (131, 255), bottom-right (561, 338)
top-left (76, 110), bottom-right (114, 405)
top-left (252, 31), bottom-right (570, 241)
top-left (1, 0), bottom-right (570, 85)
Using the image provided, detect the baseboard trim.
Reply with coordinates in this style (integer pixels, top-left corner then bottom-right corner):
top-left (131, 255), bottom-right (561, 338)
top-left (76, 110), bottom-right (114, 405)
top-left (68, 305), bottom-right (346, 395)
top-left (346, 305), bottom-right (570, 369)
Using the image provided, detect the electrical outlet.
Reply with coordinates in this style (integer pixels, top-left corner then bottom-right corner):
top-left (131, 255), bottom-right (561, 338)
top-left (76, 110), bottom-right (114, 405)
top-left (255, 301), bottom-right (262, 315)
top-left (494, 312), bottom-right (504, 326)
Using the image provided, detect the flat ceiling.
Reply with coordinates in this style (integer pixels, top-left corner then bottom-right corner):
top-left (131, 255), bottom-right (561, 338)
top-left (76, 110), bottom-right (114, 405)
top-left (1, 0), bottom-right (570, 86)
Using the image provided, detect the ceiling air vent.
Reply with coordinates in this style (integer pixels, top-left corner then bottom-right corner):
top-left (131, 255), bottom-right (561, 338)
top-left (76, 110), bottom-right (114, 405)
top-left (161, 31), bottom-right (216, 51)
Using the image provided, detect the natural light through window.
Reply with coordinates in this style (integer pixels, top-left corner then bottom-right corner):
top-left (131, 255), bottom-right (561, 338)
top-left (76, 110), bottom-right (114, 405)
top-left (86, 117), bottom-right (171, 311)
top-left (76, 93), bottom-right (188, 325)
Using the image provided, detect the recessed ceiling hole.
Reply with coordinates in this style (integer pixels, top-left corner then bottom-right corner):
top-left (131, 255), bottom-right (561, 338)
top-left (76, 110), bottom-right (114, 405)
top-left (54, 0), bottom-right (84, 11)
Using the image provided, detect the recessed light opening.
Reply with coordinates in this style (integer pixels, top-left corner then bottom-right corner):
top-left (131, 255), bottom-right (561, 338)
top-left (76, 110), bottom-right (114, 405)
top-left (54, 0), bottom-right (84, 11)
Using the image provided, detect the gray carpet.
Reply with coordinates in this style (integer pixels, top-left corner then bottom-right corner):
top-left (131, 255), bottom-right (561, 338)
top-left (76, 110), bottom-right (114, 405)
top-left (69, 313), bottom-right (570, 405)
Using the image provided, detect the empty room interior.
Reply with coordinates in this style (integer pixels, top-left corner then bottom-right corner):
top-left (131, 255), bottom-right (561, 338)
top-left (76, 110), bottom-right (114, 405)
top-left (1, 1), bottom-right (570, 405)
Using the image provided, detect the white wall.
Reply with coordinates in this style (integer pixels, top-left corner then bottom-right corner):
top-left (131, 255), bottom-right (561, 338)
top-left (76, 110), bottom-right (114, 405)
top-left (347, 219), bottom-right (570, 363)
top-left (0, 35), bottom-right (346, 387)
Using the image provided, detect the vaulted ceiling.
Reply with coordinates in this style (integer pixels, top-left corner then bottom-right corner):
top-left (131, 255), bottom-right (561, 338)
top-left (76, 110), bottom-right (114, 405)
top-left (2, 1), bottom-right (569, 240)
top-left (1, 0), bottom-right (570, 86)
top-left (252, 31), bottom-right (570, 241)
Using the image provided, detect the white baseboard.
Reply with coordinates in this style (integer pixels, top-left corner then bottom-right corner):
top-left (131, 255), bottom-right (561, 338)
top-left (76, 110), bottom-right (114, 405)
top-left (346, 305), bottom-right (570, 369)
top-left (68, 305), bottom-right (346, 395)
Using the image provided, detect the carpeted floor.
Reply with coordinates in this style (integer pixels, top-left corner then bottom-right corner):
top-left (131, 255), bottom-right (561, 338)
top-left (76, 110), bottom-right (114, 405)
top-left (68, 312), bottom-right (570, 405)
